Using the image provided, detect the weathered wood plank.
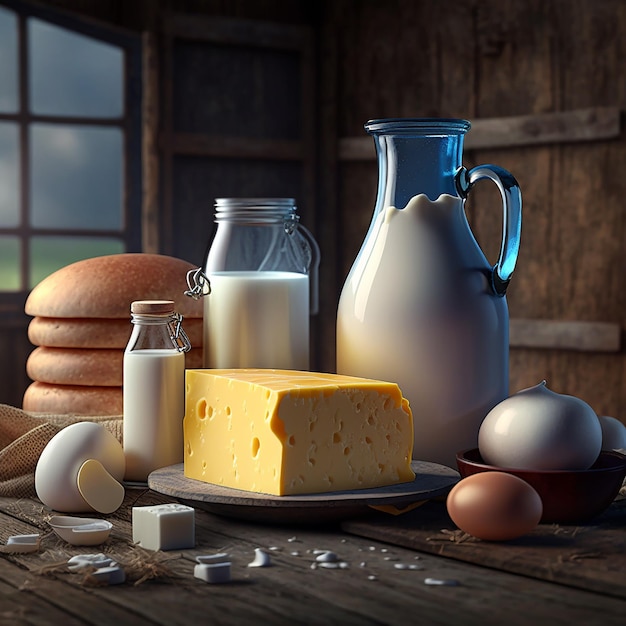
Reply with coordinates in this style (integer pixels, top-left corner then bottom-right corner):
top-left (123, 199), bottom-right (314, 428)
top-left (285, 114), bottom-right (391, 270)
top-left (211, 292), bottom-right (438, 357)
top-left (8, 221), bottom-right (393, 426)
top-left (141, 29), bottom-right (160, 254)
top-left (163, 13), bottom-right (311, 50)
top-left (343, 497), bottom-right (626, 601)
top-left (510, 318), bottom-right (622, 352)
top-left (168, 133), bottom-right (304, 160)
top-left (315, 0), bottom-right (343, 373)
top-left (466, 107), bottom-right (621, 149)
top-left (476, 0), bottom-right (626, 416)
top-left (338, 107), bottom-right (622, 160)
top-left (0, 558), bottom-right (105, 626)
top-left (2, 493), bottom-right (626, 625)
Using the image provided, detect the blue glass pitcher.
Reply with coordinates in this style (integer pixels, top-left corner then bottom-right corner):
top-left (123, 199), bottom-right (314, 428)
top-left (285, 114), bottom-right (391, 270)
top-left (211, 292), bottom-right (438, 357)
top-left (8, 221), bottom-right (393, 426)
top-left (336, 118), bottom-right (522, 468)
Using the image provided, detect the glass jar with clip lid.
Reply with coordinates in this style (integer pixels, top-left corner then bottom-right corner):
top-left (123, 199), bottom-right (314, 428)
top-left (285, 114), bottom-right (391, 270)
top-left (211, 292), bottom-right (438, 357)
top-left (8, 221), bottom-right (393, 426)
top-left (186, 198), bottom-right (320, 370)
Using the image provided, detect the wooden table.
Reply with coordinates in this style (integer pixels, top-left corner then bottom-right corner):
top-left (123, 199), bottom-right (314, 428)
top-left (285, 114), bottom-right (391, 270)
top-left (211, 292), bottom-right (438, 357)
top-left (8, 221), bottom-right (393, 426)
top-left (0, 487), bottom-right (625, 625)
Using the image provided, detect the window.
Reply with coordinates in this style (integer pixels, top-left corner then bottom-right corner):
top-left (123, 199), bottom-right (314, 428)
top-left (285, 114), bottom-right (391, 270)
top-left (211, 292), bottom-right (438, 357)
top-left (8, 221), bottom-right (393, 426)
top-left (0, 0), bottom-right (141, 306)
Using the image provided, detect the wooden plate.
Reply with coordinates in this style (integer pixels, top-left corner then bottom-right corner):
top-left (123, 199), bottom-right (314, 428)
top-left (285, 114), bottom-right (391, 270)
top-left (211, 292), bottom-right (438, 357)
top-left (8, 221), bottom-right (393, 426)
top-left (147, 462), bottom-right (459, 524)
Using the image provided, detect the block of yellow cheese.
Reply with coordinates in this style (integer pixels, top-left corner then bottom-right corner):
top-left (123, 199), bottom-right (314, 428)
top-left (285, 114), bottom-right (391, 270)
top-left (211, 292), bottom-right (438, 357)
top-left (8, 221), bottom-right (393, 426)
top-left (183, 369), bottom-right (415, 496)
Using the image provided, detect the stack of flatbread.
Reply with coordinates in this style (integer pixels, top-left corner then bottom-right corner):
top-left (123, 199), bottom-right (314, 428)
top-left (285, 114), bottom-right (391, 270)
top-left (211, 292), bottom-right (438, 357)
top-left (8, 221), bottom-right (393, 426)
top-left (23, 253), bottom-right (204, 415)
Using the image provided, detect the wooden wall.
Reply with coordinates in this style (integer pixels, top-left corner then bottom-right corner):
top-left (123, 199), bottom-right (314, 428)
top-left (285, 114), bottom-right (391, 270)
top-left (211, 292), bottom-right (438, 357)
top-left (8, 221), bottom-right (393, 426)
top-left (318, 0), bottom-right (626, 421)
top-left (1, 0), bottom-right (624, 425)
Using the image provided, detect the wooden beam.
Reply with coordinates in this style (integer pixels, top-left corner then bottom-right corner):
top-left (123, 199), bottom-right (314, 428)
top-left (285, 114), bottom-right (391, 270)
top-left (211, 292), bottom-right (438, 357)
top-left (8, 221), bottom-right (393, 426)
top-left (467, 107), bottom-right (621, 149)
top-left (339, 107), bottom-right (622, 160)
top-left (163, 14), bottom-right (309, 50)
top-left (168, 133), bottom-right (304, 161)
top-left (509, 318), bottom-right (622, 352)
top-left (141, 29), bottom-right (160, 254)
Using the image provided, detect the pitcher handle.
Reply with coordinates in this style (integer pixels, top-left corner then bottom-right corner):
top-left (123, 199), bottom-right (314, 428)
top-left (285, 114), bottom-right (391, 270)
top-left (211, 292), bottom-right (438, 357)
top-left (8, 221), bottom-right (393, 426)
top-left (456, 165), bottom-right (522, 296)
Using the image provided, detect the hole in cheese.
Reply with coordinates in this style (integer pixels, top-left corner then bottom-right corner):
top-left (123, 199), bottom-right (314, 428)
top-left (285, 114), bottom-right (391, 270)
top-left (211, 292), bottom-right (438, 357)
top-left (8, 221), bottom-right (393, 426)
top-left (251, 437), bottom-right (260, 457)
top-left (197, 398), bottom-right (207, 419)
top-left (333, 432), bottom-right (341, 444)
top-left (288, 435), bottom-right (296, 447)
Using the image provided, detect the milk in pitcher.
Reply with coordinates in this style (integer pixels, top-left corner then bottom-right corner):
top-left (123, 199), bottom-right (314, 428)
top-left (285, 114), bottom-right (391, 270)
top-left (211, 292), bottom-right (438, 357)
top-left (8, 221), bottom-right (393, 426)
top-left (337, 194), bottom-right (509, 468)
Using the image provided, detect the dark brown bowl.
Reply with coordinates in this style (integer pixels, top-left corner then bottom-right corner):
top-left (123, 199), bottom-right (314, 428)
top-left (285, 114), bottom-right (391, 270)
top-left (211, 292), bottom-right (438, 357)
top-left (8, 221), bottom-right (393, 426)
top-left (456, 448), bottom-right (626, 524)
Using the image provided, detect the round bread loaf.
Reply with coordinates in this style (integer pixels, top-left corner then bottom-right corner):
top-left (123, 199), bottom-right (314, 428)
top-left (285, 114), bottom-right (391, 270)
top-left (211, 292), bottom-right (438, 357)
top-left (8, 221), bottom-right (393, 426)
top-left (27, 347), bottom-right (122, 386)
top-left (28, 318), bottom-right (130, 349)
top-left (27, 346), bottom-right (204, 386)
top-left (25, 253), bottom-right (204, 319)
top-left (23, 382), bottom-right (123, 416)
top-left (28, 316), bottom-right (204, 349)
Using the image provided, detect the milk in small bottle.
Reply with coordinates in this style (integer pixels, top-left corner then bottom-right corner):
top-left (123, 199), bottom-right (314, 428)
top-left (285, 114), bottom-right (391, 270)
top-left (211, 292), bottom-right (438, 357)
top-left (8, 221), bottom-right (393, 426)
top-left (123, 300), bottom-right (191, 482)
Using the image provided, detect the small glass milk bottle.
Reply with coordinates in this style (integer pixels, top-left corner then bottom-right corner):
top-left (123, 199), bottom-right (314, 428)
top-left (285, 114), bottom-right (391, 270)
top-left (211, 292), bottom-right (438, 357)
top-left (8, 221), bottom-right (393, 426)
top-left (123, 300), bottom-right (191, 482)
top-left (202, 198), bottom-right (319, 370)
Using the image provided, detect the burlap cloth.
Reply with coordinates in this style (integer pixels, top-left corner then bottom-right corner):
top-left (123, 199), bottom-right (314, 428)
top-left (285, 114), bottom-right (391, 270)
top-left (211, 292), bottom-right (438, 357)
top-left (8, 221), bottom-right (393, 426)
top-left (0, 403), bottom-right (122, 499)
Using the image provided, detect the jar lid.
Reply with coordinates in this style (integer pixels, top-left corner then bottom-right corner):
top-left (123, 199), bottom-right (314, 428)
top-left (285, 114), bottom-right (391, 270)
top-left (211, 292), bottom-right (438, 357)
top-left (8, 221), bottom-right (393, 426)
top-left (214, 198), bottom-right (295, 209)
top-left (130, 300), bottom-right (175, 315)
top-left (213, 198), bottom-right (298, 224)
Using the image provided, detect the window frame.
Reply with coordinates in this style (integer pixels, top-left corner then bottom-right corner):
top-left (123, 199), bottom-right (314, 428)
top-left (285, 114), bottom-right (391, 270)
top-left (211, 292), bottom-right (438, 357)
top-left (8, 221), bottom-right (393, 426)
top-left (0, 0), bottom-right (142, 316)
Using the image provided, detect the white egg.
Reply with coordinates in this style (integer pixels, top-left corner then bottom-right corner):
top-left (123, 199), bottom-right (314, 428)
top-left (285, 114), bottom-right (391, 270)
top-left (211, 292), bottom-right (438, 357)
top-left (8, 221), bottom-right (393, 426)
top-left (598, 415), bottom-right (626, 452)
top-left (478, 381), bottom-right (602, 471)
top-left (35, 422), bottom-right (125, 513)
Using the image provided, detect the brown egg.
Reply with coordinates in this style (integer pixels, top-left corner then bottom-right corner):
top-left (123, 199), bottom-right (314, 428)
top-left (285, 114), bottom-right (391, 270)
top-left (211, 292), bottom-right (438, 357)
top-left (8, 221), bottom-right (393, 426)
top-left (446, 471), bottom-right (543, 541)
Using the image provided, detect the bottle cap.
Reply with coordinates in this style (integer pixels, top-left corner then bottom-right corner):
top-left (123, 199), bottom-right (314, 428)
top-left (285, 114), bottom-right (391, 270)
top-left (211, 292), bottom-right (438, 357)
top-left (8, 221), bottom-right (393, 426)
top-left (130, 300), bottom-right (175, 315)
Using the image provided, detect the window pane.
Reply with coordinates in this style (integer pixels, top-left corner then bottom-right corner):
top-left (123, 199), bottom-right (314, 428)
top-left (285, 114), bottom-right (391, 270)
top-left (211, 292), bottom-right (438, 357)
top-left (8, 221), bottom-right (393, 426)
top-left (0, 6), bottom-right (18, 113)
top-left (0, 122), bottom-right (20, 227)
top-left (30, 236), bottom-right (124, 287)
top-left (0, 235), bottom-right (21, 291)
top-left (28, 18), bottom-right (123, 118)
top-left (30, 124), bottom-right (123, 230)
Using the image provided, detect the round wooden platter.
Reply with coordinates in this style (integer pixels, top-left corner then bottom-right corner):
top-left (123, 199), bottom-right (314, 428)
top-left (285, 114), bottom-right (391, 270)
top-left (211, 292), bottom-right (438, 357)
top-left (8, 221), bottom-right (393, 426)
top-left (147, 461), bottom-right (460, 524)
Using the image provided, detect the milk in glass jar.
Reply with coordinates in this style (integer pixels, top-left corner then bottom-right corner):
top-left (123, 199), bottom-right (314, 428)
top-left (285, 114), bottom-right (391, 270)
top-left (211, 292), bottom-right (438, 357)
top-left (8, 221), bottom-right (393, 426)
top-left (201, 198), bottom-right (319, 370)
